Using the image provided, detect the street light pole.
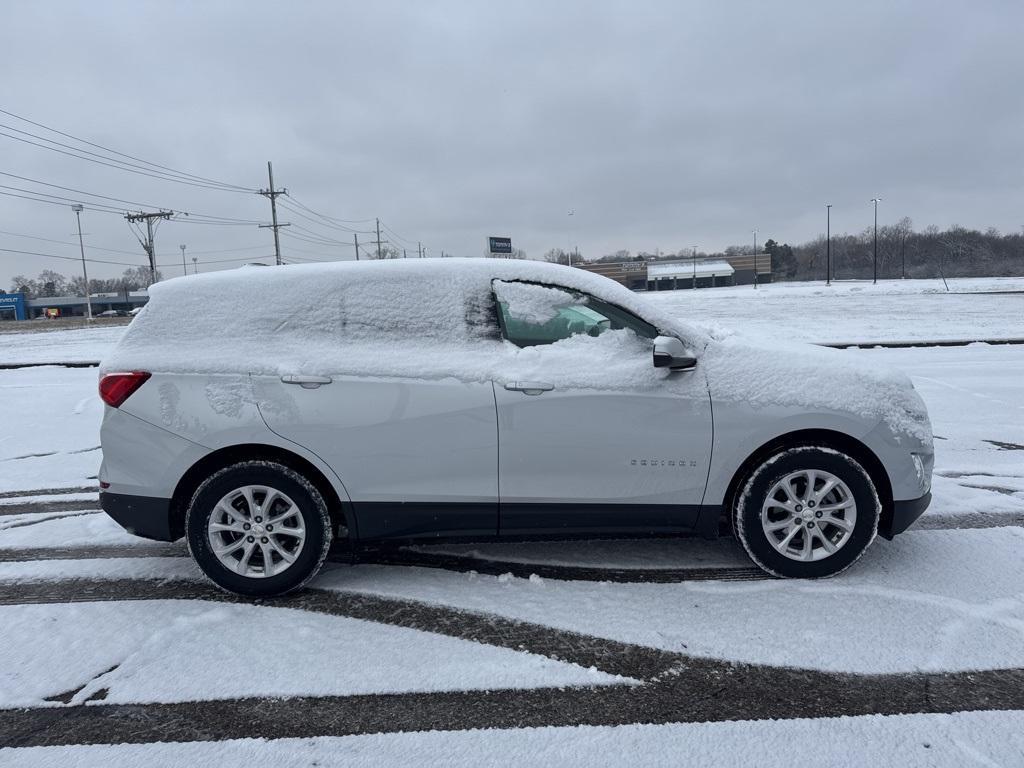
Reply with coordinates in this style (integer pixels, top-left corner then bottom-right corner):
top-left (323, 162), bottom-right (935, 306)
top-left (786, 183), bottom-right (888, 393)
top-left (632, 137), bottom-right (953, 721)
top-left (567, 209), bottom-right (575, 267)
top-left (752, 230), bottom-right (758, 289)
top-left (871, 197), bottom-right (881, 284)
top-left (826, 204), bottom-right (832, 286)
top-left (71, 204), bottom-right (92, 321)
top-left (180, 245), bottom-right (187, 276)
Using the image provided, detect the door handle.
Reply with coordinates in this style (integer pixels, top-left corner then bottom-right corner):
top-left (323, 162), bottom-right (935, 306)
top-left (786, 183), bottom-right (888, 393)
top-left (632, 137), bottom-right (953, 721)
top-left (504, 381), bottom-right (554, 395)
top-left (281, 374), bottom-right (333, 389)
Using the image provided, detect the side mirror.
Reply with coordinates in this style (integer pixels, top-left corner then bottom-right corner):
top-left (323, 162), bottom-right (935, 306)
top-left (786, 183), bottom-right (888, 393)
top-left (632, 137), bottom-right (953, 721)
top-left (653, 336), bottom-right (697, 371)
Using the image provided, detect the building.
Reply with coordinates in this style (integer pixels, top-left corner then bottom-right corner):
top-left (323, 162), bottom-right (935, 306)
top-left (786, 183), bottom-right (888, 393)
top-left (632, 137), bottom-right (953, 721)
top-left (1, 291), bottom-right (150, 320)
top-left (576, 253), bottom-right (773, 290)
top-left (0, 292), bottom-right (27, 321)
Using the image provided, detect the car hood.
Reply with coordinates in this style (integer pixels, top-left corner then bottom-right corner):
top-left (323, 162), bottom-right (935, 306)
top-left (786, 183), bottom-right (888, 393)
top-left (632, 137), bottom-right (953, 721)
top-left (699, 330), bottom-right (933, 449)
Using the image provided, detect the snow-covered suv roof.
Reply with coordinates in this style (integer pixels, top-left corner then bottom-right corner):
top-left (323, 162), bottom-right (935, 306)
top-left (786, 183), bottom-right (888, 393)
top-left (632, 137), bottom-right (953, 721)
top-left (102, 258), bottom-right (701, 378)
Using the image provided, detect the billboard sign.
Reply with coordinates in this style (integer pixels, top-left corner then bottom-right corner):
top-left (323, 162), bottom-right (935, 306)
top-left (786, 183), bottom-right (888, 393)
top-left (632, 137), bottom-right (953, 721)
top-left (488, 236), bottom-right (512, 255)
top-left (0, 293), bottom-right (27, 321)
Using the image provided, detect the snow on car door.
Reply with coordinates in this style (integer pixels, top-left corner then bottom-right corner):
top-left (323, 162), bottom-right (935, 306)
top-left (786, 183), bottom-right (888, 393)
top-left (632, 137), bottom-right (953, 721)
top-left (491, 280), bottom-right (713, 535)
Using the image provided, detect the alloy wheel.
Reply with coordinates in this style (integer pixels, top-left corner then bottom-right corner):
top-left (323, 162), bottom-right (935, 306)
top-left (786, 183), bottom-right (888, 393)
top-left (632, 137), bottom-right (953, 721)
top-left (207, 485), bottom-right (307, 578)
top-left (760, 469), bottom-right (857, 562)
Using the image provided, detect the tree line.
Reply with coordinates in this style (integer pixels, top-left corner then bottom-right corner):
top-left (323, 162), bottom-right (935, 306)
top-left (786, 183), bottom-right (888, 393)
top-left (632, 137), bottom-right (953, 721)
top-left (5, 266), bottom-right (163, 299)
top-left (549, 222), bottom-right (1024, 281)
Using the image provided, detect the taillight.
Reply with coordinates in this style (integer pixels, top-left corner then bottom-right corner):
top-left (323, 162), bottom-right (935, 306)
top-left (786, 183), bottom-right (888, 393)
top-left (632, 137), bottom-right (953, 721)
top-left (99, 371), bottom-right (151, 408)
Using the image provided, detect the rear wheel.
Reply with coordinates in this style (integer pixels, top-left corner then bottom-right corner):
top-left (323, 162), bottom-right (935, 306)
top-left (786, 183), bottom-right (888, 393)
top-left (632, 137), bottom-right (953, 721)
top-left (733, 445), bottom-right (880, 578)
top-left (186, 461), bottom-right (332, 596)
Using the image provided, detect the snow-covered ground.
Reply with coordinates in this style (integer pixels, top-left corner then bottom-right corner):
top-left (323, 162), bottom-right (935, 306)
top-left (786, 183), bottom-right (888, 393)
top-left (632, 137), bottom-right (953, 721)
top-left (2, 524), bottom-right (1022, 676)
top-left (7, 710), bottom-right (1023, 768)
top-left (0, 366), bottom-right (102, 492)
top-left (0, 325), bottom-right (123, 364)
top-left (646, 276), bottom-right (1024, 344)
top-left (0, 600), bottom-right (624, 709)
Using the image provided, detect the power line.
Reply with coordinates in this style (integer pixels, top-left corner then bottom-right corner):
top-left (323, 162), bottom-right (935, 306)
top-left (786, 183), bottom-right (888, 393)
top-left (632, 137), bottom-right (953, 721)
top-left (379, 220), bottom-right (418, 247)
top-left (285, 223), bottom-right (355, 245)
top-left (0, 108), bottom-right (255, 191)
top-left (178, 244), bottom-right (271, 256)
top-left (0, 128), bottom-right (252, 194)
top-left (0, 169), bottom-right (266, 225)
top-left (0, 245), bottom-right (141, 268)
top-left (155, 254), bottom-right (277, 267)
top-left (0, 184), bottom-right (125, 214)
top-left (0, 228), bottom-right (146, 257)
top-left (284, 194), bottom-right (375, 226)
top-left (275, 242), bottom-right (339, 259)
top-left (276, 199), bottom-right (375, 235)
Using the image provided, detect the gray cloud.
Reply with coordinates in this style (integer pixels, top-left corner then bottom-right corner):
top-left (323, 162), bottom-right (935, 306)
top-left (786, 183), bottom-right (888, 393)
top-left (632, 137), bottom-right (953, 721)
top-left (2, 0), bottom-right (1022, 285)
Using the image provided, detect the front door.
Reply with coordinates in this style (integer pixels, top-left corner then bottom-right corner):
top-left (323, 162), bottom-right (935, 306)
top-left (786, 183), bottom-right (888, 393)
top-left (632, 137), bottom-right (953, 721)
top-left (491, 280), bottom-right (713, 535)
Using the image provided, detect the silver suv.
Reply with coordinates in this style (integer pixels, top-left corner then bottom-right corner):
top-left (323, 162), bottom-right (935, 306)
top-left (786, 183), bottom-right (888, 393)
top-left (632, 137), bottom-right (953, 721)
top-left (98, 259), bottom-right (933, 596)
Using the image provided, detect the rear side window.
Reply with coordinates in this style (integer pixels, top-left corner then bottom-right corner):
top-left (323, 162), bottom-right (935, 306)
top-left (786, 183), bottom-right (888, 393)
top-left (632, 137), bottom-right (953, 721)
top-left (492, 280), bottom-right (657, 347)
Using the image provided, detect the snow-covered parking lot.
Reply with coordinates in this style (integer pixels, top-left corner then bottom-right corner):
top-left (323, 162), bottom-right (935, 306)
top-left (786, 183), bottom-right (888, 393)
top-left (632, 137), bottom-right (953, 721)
top-left (1, 277), bottom-right (1023, 765)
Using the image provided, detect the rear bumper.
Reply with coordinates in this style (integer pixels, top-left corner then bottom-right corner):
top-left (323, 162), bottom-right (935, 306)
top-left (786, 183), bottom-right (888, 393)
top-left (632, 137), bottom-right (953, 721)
top-left (100, 492), bottom-right (178, 542)
top-left (880, 492), bottom-right (932, 539)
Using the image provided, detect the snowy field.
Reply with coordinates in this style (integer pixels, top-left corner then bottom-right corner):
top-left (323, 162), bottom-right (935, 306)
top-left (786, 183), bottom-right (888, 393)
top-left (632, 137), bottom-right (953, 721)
top-left (1, 276), bottom-right (1022, 764)
top-left (646, 276), bottom-right (1024, 344)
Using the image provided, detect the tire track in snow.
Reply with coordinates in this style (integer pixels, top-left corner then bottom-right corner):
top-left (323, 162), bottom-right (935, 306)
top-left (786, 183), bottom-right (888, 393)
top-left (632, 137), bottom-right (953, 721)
top-left (0, 499), bottom-right (99, 516)
top-left (1, 579), bottom-right (1023, 747)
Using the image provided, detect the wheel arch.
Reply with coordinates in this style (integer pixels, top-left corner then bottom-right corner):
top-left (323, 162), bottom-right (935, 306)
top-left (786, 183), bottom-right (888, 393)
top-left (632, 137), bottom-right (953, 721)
top-left (168, 444), bottom-right (353, 542)
top-left (720, 428), bottom-right (894, 535)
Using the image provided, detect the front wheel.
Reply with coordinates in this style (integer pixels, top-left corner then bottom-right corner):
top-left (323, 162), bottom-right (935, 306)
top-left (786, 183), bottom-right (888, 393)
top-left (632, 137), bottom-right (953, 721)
top-left (733, 445), bottom-right (880, 578)
top-left (186, 461), bottom-right (332, 596)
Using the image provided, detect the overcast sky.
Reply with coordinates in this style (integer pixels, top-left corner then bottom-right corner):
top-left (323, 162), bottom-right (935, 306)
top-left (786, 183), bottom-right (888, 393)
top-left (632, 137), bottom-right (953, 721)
top-left (2, 0), bottom-right (1022, 286)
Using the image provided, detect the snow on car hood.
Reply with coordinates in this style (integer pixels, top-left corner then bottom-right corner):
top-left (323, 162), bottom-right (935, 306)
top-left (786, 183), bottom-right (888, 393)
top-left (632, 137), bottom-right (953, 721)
top-left (701, 331), bottom-right (933, 447)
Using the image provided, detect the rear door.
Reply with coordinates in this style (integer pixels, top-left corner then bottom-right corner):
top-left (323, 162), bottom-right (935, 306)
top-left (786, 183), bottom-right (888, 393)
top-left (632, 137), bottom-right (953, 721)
top-left (253, 275), bottom-right (499, 541)
top-left (491, 280), bottom-right (713, 535)
top-left (256, 376), bottom-right (498, 540)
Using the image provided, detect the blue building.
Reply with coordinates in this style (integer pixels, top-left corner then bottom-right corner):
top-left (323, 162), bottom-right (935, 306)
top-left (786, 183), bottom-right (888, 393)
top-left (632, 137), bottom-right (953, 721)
top-left (0, 293), bottom-right (27, 321)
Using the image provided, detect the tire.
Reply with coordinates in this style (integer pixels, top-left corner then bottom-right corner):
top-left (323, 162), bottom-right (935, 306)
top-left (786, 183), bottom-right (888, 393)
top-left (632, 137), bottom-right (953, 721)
top-left (733, 445), bottom-right (880, 578)
top-left (185, 460), bottom-right (332, 597)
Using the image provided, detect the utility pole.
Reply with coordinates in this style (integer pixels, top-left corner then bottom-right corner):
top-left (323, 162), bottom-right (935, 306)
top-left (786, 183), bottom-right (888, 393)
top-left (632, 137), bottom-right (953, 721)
top-left (752, 229), bottom-right (758, 289)
top-left (258, 162), bottom-right (289, 265)
top-left (826, 204), bottom-right (832, 286)
top-left (353, 233), bottom-right (360, 261)
top-left (692, 245), bottom-right (698, 287)
top-left (192, 256), bottom-right (198, 274)
top-left (180, 244), bottom-right (187, 277)
top-left (125, 210), bottom-right (173, 285)
top-left (901, 233), bottom-right (906, 279)
top-left (871, 197), bottom-right (881, 284)
top-left (375, 218), bottom-right (383, 259)
top-left (71, 204), bottom-right (92, 320)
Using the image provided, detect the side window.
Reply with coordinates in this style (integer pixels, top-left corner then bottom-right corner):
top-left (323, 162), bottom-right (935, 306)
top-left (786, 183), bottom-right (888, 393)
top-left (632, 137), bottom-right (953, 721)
top-left (492, 280), bottom-right (657, 347)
